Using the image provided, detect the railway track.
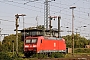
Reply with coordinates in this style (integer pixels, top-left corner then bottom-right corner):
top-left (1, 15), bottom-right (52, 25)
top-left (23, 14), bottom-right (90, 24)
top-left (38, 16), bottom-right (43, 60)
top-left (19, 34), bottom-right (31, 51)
top-left (22, 57), bottom-right (90, 60)
top-left (22, 54), bottom-right (90, 60)
top-left (38, 57), bottom-right (90, 60)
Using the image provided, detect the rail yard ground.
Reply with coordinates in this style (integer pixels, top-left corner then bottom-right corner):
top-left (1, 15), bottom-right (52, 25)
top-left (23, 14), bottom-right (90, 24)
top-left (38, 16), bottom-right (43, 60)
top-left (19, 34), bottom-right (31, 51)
top-left (1, 52), bottom-right (90, 60)
top-left (14, 53), bottom-right (90, 60)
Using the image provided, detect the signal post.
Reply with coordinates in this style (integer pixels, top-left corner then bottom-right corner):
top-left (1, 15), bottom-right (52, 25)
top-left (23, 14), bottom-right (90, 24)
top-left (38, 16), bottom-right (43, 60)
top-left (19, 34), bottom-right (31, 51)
top-left (15, 14), bottom-right (26, 56)
top-left (49, 16), bottom-right (61, 37)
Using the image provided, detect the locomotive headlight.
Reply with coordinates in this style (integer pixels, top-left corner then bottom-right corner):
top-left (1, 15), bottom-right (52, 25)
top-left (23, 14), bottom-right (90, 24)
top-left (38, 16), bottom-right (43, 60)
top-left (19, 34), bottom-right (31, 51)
top-left (25, 45), bottom-right (29, 48)
top-left (33, 45), bottom-right (37, 47)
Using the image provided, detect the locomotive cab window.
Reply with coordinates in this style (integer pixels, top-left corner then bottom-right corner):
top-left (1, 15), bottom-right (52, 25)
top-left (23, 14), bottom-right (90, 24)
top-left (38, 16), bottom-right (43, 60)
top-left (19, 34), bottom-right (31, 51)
top-left (26, 39), bottom-right (37, 44)
top-left (32, 39), bottom-right (37, 43)
top-left (26, 39), bottom-right (31, 43)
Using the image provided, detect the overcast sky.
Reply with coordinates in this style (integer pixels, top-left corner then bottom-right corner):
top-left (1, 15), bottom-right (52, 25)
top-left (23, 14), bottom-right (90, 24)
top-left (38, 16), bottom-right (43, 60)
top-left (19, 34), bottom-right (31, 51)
top-left (0, 0), bottom-right (90, 40)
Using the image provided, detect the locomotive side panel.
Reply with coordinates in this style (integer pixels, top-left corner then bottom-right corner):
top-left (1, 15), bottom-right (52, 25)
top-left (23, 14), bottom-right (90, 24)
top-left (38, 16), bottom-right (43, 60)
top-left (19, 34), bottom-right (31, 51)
top-left (58, 40), bottom-right (66, 52)
top-left (37, 37), bottom-right (66, 53)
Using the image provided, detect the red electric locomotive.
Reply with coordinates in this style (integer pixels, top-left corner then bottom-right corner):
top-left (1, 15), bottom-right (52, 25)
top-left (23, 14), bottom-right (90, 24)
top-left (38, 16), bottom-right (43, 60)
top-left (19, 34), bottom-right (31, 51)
top-left (21, 29), bottom-right (66, 57)
top-left (24, 36), bottom-right (66, 57)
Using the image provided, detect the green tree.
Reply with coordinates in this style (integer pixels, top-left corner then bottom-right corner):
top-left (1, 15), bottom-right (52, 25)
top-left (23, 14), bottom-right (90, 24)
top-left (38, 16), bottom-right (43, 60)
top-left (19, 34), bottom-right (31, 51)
top-left (0, 52), bottom-right (13, 60)
top-left (62, 35), bottom-right (72, 48)
top-left (25, 25), bottom-right (44, 30)
top-left (2, 33), bottom-right (23, 52)
top-left (62, 34), bottom-right (88, 48)
top-left (37, 25), bottom-right (44, 29)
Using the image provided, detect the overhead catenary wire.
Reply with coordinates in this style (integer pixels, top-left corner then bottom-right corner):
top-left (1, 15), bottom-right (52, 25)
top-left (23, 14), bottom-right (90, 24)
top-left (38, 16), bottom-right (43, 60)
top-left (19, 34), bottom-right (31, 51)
top-left (0, 0), bottom-right (90, 37)
top-left (1, 19), bottom-right (37, 27)
top-left (1, 0), bottom-right (89, 18)
top-left (1, 0), bottom-right (90, 14)
top-left (0, 0), bottom-right (90, 20)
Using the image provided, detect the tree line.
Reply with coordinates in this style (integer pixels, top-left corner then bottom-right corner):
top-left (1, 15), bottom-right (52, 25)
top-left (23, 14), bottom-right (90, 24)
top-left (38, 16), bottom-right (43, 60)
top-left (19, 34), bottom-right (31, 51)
top-left (0, 25), bottom-right (90, 53)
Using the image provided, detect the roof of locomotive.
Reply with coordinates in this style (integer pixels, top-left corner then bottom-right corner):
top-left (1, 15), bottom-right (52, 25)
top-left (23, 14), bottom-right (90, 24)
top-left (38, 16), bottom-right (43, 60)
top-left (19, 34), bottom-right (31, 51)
top-left (44, 36), bottom-right (64, 40)
top-left (29, 36), bottom-right (64, 40)
top-left (26, 36), bottom-right (64, 40)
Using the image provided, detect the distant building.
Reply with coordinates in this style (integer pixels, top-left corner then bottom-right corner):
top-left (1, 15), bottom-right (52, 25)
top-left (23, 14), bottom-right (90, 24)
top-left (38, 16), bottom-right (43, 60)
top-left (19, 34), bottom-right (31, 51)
top-left (18, 29), bottom-right (59, 41)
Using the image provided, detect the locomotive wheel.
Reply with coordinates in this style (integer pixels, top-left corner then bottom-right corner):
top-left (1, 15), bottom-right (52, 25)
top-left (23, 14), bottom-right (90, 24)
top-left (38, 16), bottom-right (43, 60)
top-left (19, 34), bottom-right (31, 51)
top-left (24, 52), bottom-right (30, 57)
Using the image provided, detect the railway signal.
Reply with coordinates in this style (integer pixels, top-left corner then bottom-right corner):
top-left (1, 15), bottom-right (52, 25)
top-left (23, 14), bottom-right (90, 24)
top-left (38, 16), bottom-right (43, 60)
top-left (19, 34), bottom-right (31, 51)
top-left (15, 14), bottom-right (26, 56)
top-left (49, 16), bottom-right (61, 38)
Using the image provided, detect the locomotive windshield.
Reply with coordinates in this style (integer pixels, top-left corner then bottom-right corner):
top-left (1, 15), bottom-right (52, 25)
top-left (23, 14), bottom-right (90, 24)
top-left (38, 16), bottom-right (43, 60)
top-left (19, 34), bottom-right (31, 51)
top-left (26, 39), bottom-right (37, 44)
